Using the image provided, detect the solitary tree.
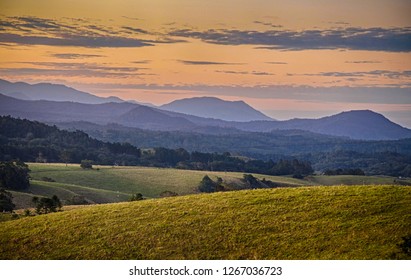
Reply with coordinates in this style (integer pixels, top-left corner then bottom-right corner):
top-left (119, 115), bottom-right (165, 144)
top-left (198, 175), bottom-right (216, 193)
top-left (0, 161), bottom-right (30, 190)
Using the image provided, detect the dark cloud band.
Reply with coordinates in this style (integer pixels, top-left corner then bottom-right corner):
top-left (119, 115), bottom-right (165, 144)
top-left (170, 27), bottom-right (411, 52)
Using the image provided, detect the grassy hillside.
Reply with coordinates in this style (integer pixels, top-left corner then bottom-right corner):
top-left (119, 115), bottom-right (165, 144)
top-left (8, 163), bottom-right (407, 210)
top-left (307, 175), bottom-right (410, 186)
top-left (1, 185), bottom-right (410, 259)
top-left (22, 163), bottom-right (308, 205)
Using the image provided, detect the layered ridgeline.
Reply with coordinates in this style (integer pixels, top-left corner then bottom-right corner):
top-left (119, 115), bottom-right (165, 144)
top-left (2, 115), bottom-right (411, 176)
top-left (1, 78), bottom-right (411, 140)
top-left (160, 96), bottom-right (273, 122)
top-left (0, 116), bottom-right (314, 177)
top-left (0, 78), bottom-right (124, 104)
top-left (1, 186), bottom-right (410, 259)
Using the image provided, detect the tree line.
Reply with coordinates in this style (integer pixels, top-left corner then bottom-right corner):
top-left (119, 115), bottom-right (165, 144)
top-left (61, 120), bottom-right (411, 177)
top-left (0, 116), bottom-right (313, 177)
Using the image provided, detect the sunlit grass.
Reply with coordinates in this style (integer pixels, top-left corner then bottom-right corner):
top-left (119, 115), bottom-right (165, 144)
top-left (1, 185), bottom-right (410, 259)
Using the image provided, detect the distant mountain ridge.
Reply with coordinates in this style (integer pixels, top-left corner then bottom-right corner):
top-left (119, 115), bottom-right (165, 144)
top-left (228, 110), bottom-right (411, 140)
top-left (1, 88), bottom-right (411, 140)
top-left (0, 78), bottom-right (124, 104)
top-left (160, 96), bottom-right (273, 122)
top-left (2, 78), bottom-right (409, 139)
top-left (278, 110), bottom-right (410, 140)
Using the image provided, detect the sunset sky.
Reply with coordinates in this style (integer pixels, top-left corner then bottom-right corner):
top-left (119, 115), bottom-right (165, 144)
top-left (1, 0), bottom-right (411, 126)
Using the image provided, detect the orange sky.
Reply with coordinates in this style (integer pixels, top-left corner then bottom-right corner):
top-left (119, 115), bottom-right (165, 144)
top-left (1, 0), bottom-right (410, 126)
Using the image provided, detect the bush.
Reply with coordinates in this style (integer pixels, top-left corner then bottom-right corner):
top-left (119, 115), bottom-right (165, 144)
top-left (390, 234), bottom-right (411, 259)
top-left (130, 193), bottom-right (144, 201)
top-left (198, 175), bottom-right (225, 193)
top-left (160, 191), bottom-right (178, 197)
top-left (70, 195), bottom-right (88, 205)
top-left (80, 160), bottom-right (93, 169)
top-left (32, 195), bottom-right (62, 214)
top-left (23, 209), bottom-right (31, 216)
top-left (0, 189), bottom-right (15, 212)
top-left (40, 177), bottom-right (55, 182)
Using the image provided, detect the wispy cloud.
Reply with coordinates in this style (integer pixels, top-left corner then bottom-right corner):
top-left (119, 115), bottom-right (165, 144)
top-left (121, 26), bottom-right (149, 34)
top-left (86, 83), bottom-right (411, 105)
top-left (293, 70), bottom-right (411, 79)
top-left (131, 60), bottom-right (151, 64)
top-left (122, 16), bottom-right (142, 21)
top-left (216, 70), bottom-right (274, 76)
top-left (178, 60), bottom-right (244, 65)
top-left (51, 53), bottom-right (105, 59)
top-left (253, 21), bottom-right (283, 28)
top-left (345, 60), bottom-right (382, 64)
top-left (0, 61), bottom-right (152, 78)
top-left (2, 16), bottom-right (410, 52)
top-left (170, 27), bottom-right (411, 52)
top-left (0, 16), bottom-right (182, 48)
top-left (266, 61), bottom-right (288, 65)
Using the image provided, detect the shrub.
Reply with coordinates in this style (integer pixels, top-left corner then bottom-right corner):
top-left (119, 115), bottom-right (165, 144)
top-left (0, 189), bottom-right (15, 212)
top-left (32, 195), bottom-right (62, 214)
top-left (130, 193), bottom-right (144, 201)
top-left (160, 191), bottom-right (178, 197)
top-left (80, 160), bottom-right (93, 169)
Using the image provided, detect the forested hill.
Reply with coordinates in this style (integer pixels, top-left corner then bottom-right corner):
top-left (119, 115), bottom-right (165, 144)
top-left (0, 115), bottom-right (141, 165)
top-left (2, 116), bottom-right (411, 176)
top-left (0, 116), bottom-right (313, 176)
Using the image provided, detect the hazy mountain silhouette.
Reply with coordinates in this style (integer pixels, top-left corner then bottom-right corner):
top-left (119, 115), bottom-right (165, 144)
top-left (230, 110), bottom-right (411, 140)
top-left (1, 93), bottom-right (410, 140)
top-left (0, 79), bottom-right (123, 104)
top-left (160, 96), bottom-right (273, 122)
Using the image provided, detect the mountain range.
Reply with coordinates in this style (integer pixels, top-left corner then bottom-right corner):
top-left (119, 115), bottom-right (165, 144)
top-left (1, 79), bottom-right (411, 141)
top-left (160, 96), bottom-right (273, 122)
top-left (0, 78), bottom-right (124, 104)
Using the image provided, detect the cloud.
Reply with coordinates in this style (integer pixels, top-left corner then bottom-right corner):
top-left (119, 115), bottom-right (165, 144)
top-left (345, 60), bottom-right (382, 64)
top-left (87, 83), bottom-right (411, 105)
top-left (0, 33), bottom-right (154, 48)
top-left (131, 60), bottom-right (151, 64)
top-left (3, 16), bottom-right (409, 52)
top-left (122, 26), bottom-right (149, 34)
top-left (51, 53), bottom-right (105, 59)
top-left (328, 21), bottom-right (350, 25)
top-left (266, 61), bottom-right (288, 65)
top-left (178, 60), bottom-right (243, 65)
top-left (0, 16), bottom-right (181, 48)
top-left (170, 27), bottom-right (411, 52)
top-left (216, 70), bottom-right (274, 76)
top-left (122, 16), bottom-right (142, 21)
top-left (295, 70), bottom-right (411, 79)
top-left (0, 61), bottom-right (152, 78)
top-left (253, 21), bottom-right (283, 28)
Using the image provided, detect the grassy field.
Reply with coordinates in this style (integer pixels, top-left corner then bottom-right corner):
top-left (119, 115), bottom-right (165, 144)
top-left (307, 175), bottom-right (409, 186)
top-left (12, 163), bottom-right (309, 208)
top-left (1, 185), bottom-right (410, 259)
top-left (8, 163), bottom-right (408, 209)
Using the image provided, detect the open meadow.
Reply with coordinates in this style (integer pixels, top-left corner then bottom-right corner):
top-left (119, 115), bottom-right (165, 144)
top-left (8, 163), bottom-right (407, 209)
top-left (9, 163), bottom-right (310, 208)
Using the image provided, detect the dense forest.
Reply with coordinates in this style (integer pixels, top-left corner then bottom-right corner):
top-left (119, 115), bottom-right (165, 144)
top-left (2, 116), bottom-right (411, 176)
top-left (56, 121), bottom-right (411, 177)
top-left (0, 116), bottom-right (312, 177)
